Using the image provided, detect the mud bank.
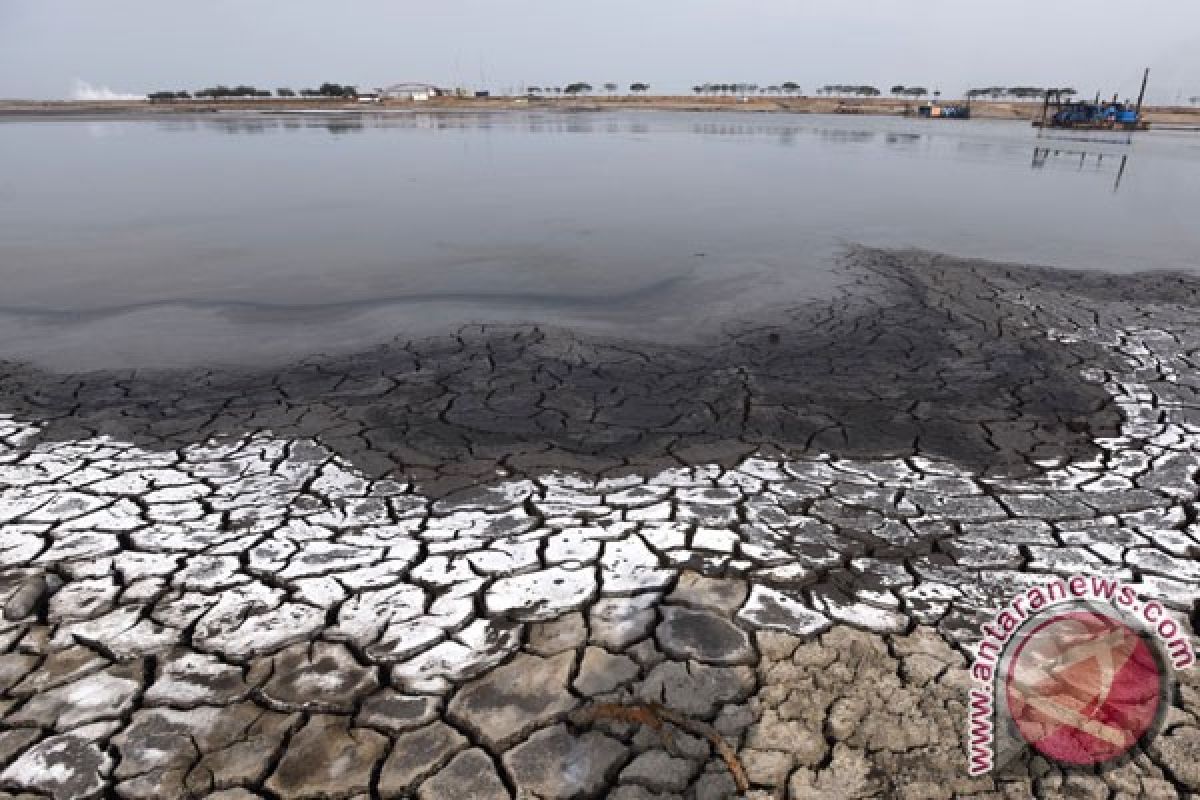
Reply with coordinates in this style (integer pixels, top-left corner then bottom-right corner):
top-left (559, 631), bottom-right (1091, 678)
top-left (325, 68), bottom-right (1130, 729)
top-left (2, 249), bottom-right (1200, 798)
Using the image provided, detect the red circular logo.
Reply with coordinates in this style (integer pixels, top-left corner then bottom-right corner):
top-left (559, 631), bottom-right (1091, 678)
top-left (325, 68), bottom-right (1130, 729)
top-left (1004, 609), bottom-right (1164, 766)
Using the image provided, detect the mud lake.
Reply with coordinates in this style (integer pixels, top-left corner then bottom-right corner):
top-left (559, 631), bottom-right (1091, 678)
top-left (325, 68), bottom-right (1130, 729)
top-left (1, 111), bottom-right (1198, 369)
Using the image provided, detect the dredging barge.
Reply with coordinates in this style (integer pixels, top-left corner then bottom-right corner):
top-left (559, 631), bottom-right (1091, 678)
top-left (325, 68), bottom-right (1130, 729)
top-left (1034, 68), bottom-right (1151, 131)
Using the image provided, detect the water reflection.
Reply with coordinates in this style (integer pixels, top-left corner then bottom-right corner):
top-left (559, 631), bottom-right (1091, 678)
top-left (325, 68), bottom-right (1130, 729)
top-left (1035, 131), bottom-right (1135, 148)
top-left (166, 113), bottom-right (919, 148)
top-left (5, 110), bottom-right (1199, 351)
top-left (1031, 146), bottom-right (1131, 193)
top-left (815, 129), bottom-right (876, 144)
top-left (159, 113), bottom-right (510, 135)
top-left (82, 109), bottom-right (1177, 201)
top-left (154, 113), bottom-right (1042, 168)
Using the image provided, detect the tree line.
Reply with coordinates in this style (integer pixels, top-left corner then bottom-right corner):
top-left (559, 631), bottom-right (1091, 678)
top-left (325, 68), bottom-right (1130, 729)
top-left (521, 83), bottom-right (1093, 101)
top-left (148, 83), bottom-right (359, 101)
top-left (821, 84), bottom-right (882, 97)
top-left (144, 81), bottom-right (1116, 104)
top-left (527, 82), bottom-right (810, 97)
top-left (888, 85), bottom-right (930, 99)
top-left (965, 86), bottom-right (1076, 100)
top-left (690, 83), bottom-right (802, 96)
top-left (526, 83), bottom-right (651, 96)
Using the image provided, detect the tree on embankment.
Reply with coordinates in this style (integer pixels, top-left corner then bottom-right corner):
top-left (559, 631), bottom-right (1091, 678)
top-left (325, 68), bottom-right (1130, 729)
top-left (821, 84), bottom-right (881, 98)
top-left (148, 91), bottom-right (191, 101)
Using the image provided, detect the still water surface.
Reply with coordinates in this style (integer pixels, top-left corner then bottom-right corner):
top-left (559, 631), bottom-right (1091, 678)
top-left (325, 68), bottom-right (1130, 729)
top-left (1, 111), bottom-right (1198, 369)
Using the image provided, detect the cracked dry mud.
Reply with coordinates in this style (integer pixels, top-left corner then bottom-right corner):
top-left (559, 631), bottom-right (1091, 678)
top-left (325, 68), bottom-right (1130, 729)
top-left (2, 247), bottom-right (1200, 799)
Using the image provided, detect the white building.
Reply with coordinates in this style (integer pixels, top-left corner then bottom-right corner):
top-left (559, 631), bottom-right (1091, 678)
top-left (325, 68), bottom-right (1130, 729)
top-left (382, 83), bottom-right (444, 102)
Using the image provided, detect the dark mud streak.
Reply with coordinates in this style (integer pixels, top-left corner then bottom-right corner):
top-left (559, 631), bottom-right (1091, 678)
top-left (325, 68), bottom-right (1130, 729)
top-left (0, 274), bottom-right (691, 322)
top-left (0, 248), bottom-right (1134, 495)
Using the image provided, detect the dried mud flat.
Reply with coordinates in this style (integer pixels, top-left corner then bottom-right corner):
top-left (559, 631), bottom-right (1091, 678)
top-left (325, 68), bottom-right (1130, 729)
top-left (2, 248), bottom-right (1200, 799)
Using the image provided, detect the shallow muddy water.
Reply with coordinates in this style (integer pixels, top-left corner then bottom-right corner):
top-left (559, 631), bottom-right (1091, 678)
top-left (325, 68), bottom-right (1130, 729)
top-left (1, 111), bottom-right (1198, 369)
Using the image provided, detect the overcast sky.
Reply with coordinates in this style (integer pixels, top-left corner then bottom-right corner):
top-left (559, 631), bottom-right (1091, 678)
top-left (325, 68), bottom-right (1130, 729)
top-left (2, 0), bottom-right (1197, 102)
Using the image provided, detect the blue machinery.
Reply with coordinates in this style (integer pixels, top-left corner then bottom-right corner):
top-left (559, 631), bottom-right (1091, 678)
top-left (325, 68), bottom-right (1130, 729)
top-left (1035, 68), bottom-right (1150, 131)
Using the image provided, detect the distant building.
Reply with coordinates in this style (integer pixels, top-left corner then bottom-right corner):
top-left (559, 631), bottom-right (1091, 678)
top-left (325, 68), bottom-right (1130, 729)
top-left (356, 88), bottom-right (382, 103)
top-left (381, 83), bottom-right (445, 102)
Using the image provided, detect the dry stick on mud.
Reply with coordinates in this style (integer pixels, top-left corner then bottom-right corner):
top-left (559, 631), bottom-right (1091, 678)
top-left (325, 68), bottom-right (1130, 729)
top-left (571, 701), bottom-right (750, 794)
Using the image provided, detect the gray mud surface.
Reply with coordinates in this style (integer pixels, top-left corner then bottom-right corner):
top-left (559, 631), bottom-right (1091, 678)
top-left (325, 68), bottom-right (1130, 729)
top-left (2, 248), bottom-right (1200, 799)
top-left (1, 249), bottom-right (1128, 485)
